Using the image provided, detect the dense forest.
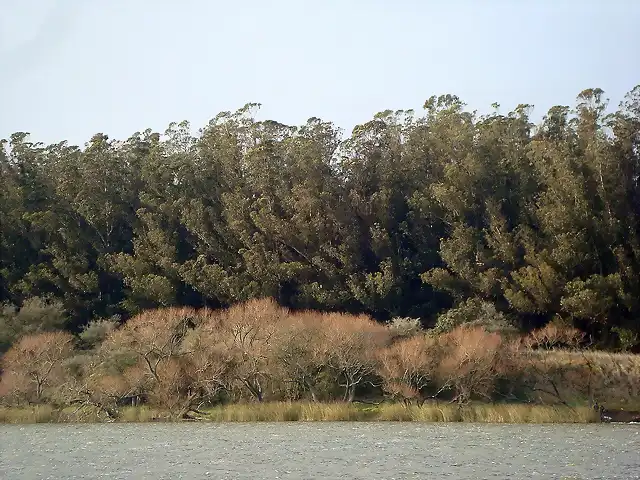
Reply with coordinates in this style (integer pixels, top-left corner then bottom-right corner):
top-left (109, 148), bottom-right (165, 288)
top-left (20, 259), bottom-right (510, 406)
top-left (2, 86), bottom-right (640, 354)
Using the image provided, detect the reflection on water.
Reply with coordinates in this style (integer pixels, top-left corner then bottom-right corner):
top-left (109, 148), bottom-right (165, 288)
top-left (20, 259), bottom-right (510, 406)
top-left (1, 422), bottom-right (639, 479)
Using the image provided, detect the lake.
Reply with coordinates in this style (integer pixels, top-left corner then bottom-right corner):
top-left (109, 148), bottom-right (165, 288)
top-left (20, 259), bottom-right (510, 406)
top-left (1, 423), bottom-right (639, 479)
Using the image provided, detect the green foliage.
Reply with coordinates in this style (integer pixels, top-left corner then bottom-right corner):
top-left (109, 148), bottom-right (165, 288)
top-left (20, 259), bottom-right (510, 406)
top-left (0, 297), bottom-right (67, 353)
top-left (78, 316), bottom-right (120, 348)
top-left (387, 317), bottom-right (423, 338)
top-left (431, 298), bottom-right (517, 335)
top-left (1, 86), bottom-right (640, 349)
top-left (612, 326), bottom-right (639, 352)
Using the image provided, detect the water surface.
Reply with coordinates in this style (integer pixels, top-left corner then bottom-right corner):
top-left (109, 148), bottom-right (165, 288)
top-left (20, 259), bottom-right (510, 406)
top-left (1, 423), bottom-right (639, 479)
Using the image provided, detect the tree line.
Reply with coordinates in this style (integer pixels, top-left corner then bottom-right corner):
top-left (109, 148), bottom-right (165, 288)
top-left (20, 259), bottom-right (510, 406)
top-left (1, 86), bottom-right (640, 352)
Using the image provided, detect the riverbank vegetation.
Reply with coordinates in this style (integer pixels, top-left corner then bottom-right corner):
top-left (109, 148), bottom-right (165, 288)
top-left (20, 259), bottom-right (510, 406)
top-left (0, 402), bottom-right (598, 424)
top-left (2, 87), bottom-right (640, 422)
top-left (2, 86), bottom-right (640, 354)
top-left (1, 299), bottom-right (639, 422)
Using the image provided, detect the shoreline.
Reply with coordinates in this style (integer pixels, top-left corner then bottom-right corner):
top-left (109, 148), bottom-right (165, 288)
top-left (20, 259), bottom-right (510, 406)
top-left (0, 402), bottom-right (601, 424)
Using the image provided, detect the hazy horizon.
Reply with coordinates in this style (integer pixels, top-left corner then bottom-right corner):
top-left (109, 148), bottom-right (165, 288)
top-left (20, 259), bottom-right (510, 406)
top-left (2, 0), bottom-right (638, 145)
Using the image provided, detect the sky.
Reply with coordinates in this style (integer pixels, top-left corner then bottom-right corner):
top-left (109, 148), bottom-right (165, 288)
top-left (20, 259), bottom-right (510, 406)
top-left (1, 0), bottom-right (639, 146)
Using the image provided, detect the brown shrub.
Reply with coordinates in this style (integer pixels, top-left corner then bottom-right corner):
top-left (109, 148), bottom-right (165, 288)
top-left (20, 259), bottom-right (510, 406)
top-left (88, 307), bottom-right (204, 415)
top-left (271, 310), bottom-right (327, 401)
top-left (101, 307), bottom-right (199, 382)
top-left (4, 299), bottom-right (635, 415)
top-left (54, 348), bottom-right (148, 419)
top-left (377, 335), bottom-right (441, 404)
top-left (317, 312), bottom-right (391, 402)
top-left (0, 331), bottom-right (75, 404)
top-left (524, 322), bottom-right (585, 350)
top-left (181, 317), bottom-right (236, 404)
top-left (145, 357), bottom-right (195, 417)
top-left (214, 298), bottom-right (288, 401)
top-left (436, 326), bottom-right (507, 403)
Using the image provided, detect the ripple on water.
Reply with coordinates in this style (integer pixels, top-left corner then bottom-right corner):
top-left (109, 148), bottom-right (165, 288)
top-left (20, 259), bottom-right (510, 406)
top-left (0, 423), bottom-right (639, 479)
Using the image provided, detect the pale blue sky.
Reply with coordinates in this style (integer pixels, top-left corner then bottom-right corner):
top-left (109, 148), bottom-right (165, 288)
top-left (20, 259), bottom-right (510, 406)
top-left (1, 0), bottom-right (638, 145)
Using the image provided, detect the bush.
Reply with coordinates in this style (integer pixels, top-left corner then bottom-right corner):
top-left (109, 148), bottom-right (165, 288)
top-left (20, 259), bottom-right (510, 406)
top-left (79, 316), bottom-right (120, 348)
top-left (524, 321), bottom-right (584, 350)
top-left (377, 334), bottom-right (440, 403)
top-left (0, 297), bottom-right (67, 353)
top-left (2, 300), bottom-right (639, 418)
top-left (436, 326), bottom-right (509, 403)
top-left (611, 326), bottom-right (639, 352)
top-left (387, 317), bottom-right (422, 339)
top-left (0, 331), bottom-right (75, 404)
top-left (432, 298), bottom-right (517, 335)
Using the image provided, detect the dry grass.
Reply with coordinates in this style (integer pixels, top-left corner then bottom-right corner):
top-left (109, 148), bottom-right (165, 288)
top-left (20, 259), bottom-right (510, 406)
top-left (0, 404), bottom-right (168, 423)
top-left (0, 402), bottom-right (600, 423)
top-left (0, 404), bottom-right (117, 423)
top-left (526, 349), bottom-right (640, 409)
top-left (202, 402), bottom-right (377, 422)
top-left (200, 402), bottom-right (597, 423)
top-left (117, 406), bottom-right (168, 422)
top-left (457, 404), bottom-right (597, 423)
top-left (0, 405), bottom-right (59, 423)
top-left (376, 403), bottom-right (596, 423)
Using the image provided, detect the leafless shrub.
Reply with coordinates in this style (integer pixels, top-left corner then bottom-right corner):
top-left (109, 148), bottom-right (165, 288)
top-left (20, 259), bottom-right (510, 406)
top-left (271, 311), bottom-right (326, 401)
top-left (387, 317), bottom-right (422, 339)
top-left (102, 307), bottom-right (199, 382)
top-left (524, 322), bottom-right (585, 350)
top-left (215, 298), bottom-right (287, 401)
top-left (318, 312), bottom-right (391, 402)
top-left (0, 331), bottom-right (75, 404)
top-left (2, 299), bottom-right (638, 416)
top-left (436, 326), bottom-right (506, 404)
top-left (377, 334), bottom-right (440, 404)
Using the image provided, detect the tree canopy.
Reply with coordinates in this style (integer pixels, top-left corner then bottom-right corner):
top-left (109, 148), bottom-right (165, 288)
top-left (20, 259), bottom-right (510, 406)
top-left (2, 87), bottom-right (640, 350)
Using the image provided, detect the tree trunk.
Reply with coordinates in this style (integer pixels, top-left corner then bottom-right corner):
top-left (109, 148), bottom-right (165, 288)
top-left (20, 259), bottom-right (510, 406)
top-left (241, 377), bottom-right (264, 402)
top-left (345, 385), bottom-right (356, 403)
top-left (348, 388), bottom-right (356, 403)
top-left (304, 378), bottom-right (318, 402)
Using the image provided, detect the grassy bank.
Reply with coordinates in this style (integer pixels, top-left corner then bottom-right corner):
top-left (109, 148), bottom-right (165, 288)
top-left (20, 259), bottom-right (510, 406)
top-left (0, 402), bottom-right (600, 424)
top-left (0, 405), bottom-right (166, 424)
top-left (201, 402), bottom-right (598, 423)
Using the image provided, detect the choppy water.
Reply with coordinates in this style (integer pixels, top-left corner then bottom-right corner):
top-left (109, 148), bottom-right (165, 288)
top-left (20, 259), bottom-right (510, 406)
top-left (1, 422), bottom-right (639, 479)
